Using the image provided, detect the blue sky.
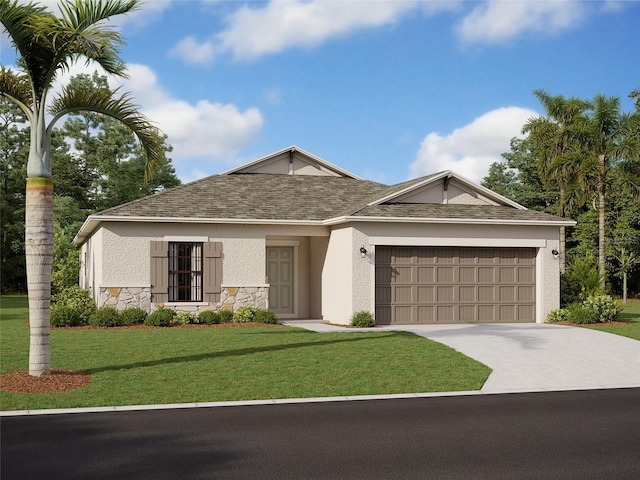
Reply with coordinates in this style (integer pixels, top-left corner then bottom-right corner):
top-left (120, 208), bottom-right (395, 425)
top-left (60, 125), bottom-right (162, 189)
top-left (2, 0), bottom-right (639, 185)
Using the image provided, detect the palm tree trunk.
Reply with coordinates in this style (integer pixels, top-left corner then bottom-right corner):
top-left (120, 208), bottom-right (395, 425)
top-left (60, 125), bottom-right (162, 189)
top-left (26, 177), bottom-right (53, 376)
top-left (598, 172), bottom-right (606, 292)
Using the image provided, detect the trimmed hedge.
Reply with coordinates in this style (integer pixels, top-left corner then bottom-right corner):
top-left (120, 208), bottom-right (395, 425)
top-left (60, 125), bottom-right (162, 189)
top-left (145, 308), bottom-right (175, 327)
top-left (120, 307), bottom-right (148, 325)
top-left (198, 310), bottom-right (220, 325)
top-left (89, 307), bottom-right (121, 327)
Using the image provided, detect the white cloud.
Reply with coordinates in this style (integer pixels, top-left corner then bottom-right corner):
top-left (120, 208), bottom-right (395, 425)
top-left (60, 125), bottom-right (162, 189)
top-left (47, 61), bottom-right (262, 179)
top-left (217, 0), bottom-right (418, 60)
top-left (410, 107), bottom-right (538, 183)
top-left (113, 64), bottom-right (263, 167)
top-left (458, 0), bottom-right (586, 43)
top-left (168, 36), bottom-right (215, 66)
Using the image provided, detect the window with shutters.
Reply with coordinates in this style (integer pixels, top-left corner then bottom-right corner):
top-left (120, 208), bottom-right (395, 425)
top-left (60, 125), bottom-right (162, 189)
top-left (151, 240), bottom-right (222, 304)
top-left (168, 242), bottom-right (203, 302)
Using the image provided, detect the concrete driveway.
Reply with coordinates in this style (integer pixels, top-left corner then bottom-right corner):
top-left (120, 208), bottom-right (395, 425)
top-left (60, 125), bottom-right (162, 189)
top-left (282, 321), bottom-right (640, 393)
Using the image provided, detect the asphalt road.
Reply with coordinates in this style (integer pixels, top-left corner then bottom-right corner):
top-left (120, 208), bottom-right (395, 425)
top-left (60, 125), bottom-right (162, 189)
top-left (2, 388), bottom-right (640, 479)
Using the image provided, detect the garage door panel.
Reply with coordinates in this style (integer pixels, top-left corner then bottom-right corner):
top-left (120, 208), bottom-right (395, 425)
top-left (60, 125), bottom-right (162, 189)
top-left (499, 267), bottom-right (515, 283)
top-left (417, 286), bottom-right (434, 302)
top-left (478, 286), bottom-right (495, 302)
top-left (478, 305), bottom-right (495, 321)
top-left (394, 306), bottom-right (413, 323)
top-left (394, 286), bottom-right (413, 303)
top-left (375, 246), bottom-right (536, 324)
top-left (518, 286), bottom-right (535, 302)
top-left (437, 267), bottom-right (454, 282)
top-left (417, 267), bottom-right (435, 283)
top-left (417, 306), bottom-right (434, 322)
top-left (499, 286), bottom-right (515, 302)
top-left (518, 305), bottom-right (535, 321)
top-left (459, 267), bottom-right (476, 282)
top-left (518, 267), bottom-right (535, 283)
top-left (436, 305), bottom-right (454, 322)
top-left (459, 286), bottom-right (476, 302)
top-left (478, 267), bottom-right (495, 283)
top-left (436, 286), bottom-right (454, 302)
top-left (376, 306), bottom-right (391, 325)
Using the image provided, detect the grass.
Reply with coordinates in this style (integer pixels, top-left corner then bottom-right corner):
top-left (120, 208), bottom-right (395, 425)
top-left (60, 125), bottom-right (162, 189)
top-left (583, 299), bottom-right (640, 340)
top-left (0, 296), bottom-right (490, 411)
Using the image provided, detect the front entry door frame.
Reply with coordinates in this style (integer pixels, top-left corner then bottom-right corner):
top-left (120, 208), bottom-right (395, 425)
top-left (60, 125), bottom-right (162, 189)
top-left (266, 240), bottom-right (299, 319)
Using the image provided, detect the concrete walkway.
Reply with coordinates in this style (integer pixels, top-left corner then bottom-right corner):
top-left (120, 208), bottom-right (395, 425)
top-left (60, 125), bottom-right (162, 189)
top-left (282, 321), bottom-right (640, 393)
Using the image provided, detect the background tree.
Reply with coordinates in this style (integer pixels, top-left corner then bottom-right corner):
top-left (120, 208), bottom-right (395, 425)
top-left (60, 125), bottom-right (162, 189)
top-left (0, 98), bottom-right (28, 292)
top-left (61, 72), bottom-right (179, 211)
top-left (522, 90), bottom-right (590, 273)
top-left (574, 95), bottom-right (640, 290)
top-left (0, 0), bottom-right (164, 376)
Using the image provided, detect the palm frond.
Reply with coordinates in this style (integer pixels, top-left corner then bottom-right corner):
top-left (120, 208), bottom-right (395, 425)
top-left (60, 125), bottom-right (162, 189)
top-left (48, 83), bottom-right (164, 180)
top-left (0, 66), bottom-right (34, 118)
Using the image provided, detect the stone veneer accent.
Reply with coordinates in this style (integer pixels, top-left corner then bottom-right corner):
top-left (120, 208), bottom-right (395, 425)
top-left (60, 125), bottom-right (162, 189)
top-left (100, 287), bottom-right (153, 312)
top-left (100, 286), bottom-right (268, 313)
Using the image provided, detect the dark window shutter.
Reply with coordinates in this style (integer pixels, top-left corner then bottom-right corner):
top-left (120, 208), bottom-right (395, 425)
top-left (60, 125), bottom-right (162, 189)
top-left (204, 242), bottom-right (222, 302)
top-left (150, 241), bottom-right (168, 303)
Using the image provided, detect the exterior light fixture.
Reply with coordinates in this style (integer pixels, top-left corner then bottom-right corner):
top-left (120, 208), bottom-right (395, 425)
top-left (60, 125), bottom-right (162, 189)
top-left (359, 246), bottom-right (367, 257)
top-left (551, 249), bottom-right (559, 259)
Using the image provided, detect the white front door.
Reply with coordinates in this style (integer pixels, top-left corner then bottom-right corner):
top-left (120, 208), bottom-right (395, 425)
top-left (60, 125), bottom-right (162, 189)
top-left (266, 247), bottom-right (294, 314)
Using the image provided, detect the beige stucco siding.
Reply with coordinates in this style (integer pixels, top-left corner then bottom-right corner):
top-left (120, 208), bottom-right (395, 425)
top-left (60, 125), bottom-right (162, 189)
top-left (79, 228), bottom-right (102, 299)
top-left (321, 227), bottom-right (354, 323)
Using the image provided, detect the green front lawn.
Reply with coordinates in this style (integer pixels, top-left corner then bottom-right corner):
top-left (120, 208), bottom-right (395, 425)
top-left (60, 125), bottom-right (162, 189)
top-left (585, 299), bottom-right (640, 340)
top-left (0, 296), bottom-right (490, 411)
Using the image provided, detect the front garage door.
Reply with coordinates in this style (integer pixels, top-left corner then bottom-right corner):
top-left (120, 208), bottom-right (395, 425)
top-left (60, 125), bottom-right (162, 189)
top-left (375, 247), bottom-right (536, 324)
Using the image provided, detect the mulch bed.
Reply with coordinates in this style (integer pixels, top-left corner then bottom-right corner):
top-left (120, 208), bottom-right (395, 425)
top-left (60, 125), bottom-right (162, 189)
top-left (551, 320), bottom-right (632, 327)
top-left (0, 369), bottom-right (91, 394)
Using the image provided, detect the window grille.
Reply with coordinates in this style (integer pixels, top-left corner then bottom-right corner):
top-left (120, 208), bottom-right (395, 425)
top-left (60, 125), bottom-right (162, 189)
top-left (168, 242), bottom-right (203, 302)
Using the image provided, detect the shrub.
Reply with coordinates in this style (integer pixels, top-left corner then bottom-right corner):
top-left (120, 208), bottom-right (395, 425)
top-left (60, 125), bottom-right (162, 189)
top-left (52, 285), bottom-right (96, 325)
top-left (198, 310), bottom-right (220, 325)
top-left (145, 308), bottom-right (175, 327)
top-left (233, 306), bottom-right (258, 323)
top-left (546, 308), bottom-right (569, 323)
top-left (560, 255), bottom-right (602, 307)
top-left (173, 311), bottom-right (197, 325)
top-left (351, 311), bottom-right (376, 328)
top-left (89, 307), bottom-right (121, 327)
top-left (582, 294), bottom-right (621, 323)
top-left (565, 302), bottom-right (599, 324)
top-left (219, 309), bottom-right (234, 323)
top-left (253, 309), bottom-right (278, 324)
top-left (50, 304), bottom-right (86, 327)
top-left (119, 307), bottom-right (148, 325)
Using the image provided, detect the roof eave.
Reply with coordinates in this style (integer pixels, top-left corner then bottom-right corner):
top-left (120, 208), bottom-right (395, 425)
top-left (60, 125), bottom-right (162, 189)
top-left (73, 215), bottom-right (326, 245)
top-left (323, 215), bottom-right (577, 227)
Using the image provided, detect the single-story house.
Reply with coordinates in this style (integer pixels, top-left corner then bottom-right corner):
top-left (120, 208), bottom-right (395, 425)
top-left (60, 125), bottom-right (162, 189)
top-left (74, 146), bottom-right (574, 325)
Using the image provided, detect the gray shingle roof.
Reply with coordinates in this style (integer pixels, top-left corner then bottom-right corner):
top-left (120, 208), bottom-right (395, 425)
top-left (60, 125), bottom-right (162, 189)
top-left (94, 172), bottom-right (569, 224)
top-left (98, 174), bottom-right (388, 221)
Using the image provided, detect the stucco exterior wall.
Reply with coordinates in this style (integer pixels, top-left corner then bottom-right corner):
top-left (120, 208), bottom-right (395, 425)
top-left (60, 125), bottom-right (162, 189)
top-left (309, 236), bottom-right (329, 318)
top-left (89, 221), bottom-right (328, 313)
top-left (79, 228), bottom-right (102, 304)
top-left (321, 227), bottom-right (354, 323)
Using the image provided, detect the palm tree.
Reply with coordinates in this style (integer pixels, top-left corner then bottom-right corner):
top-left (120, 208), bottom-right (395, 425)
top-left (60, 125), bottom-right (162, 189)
top-left (0, 0), bottom-right (163, 376)
top-left (576, 95), bottom-right (640, 291)
top-left (522, 89), bottom-right (590, 273)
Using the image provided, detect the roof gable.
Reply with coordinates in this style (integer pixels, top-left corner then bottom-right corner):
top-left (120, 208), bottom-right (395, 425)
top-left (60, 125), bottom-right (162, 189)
top-left (367, 171), bottom-right (525, 209)
top-left (222, 146), bottom-right (361, 179)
